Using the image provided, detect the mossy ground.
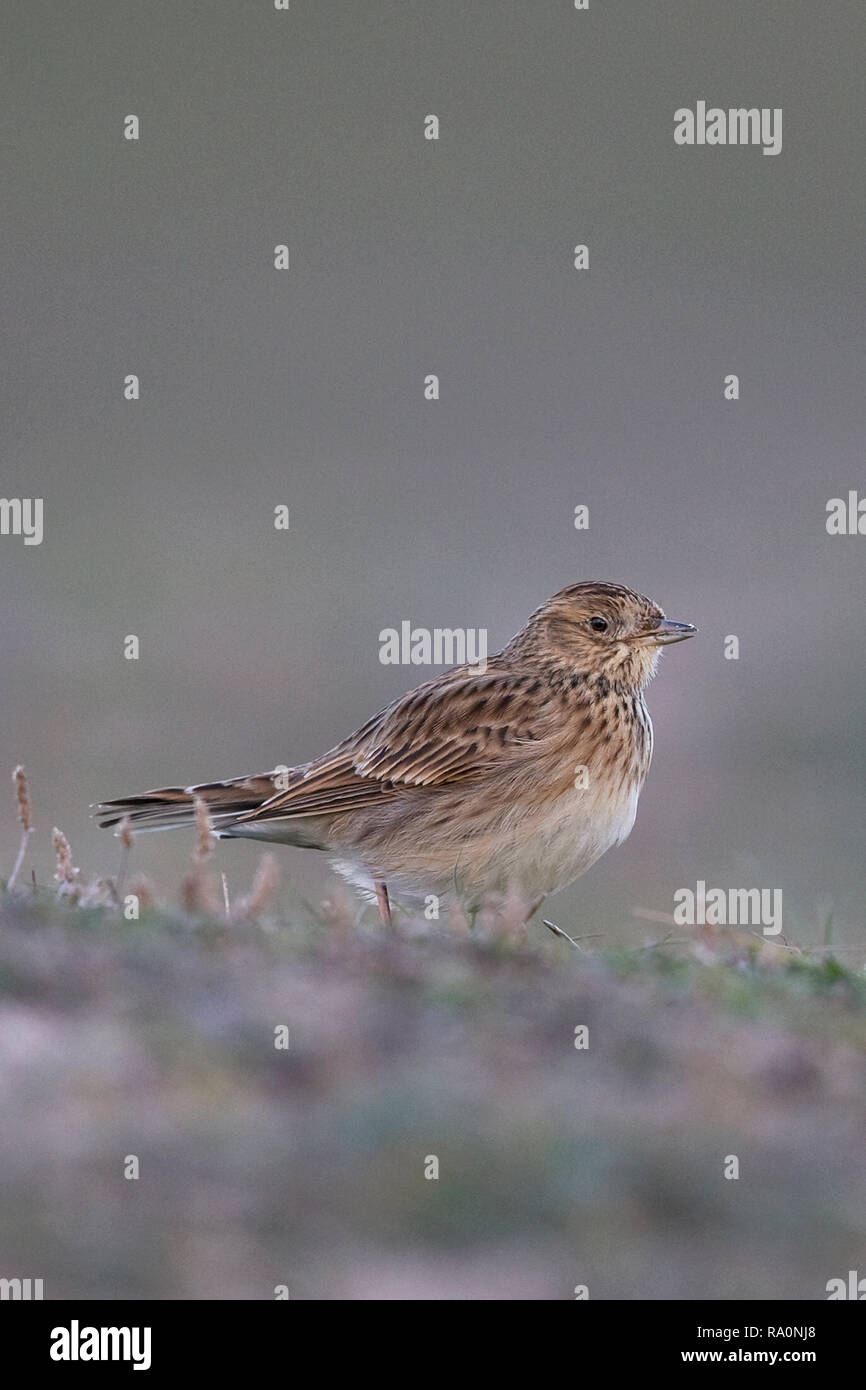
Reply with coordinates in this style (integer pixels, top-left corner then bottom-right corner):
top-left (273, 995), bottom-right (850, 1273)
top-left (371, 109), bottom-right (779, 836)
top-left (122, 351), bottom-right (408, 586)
top-left (1, 889), bottom-right (864, 1299)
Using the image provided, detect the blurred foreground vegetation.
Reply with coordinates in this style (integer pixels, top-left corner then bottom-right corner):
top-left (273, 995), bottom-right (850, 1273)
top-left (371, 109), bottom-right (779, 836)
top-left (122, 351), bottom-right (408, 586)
top-left (1, 882), bottom-right (865, 1300)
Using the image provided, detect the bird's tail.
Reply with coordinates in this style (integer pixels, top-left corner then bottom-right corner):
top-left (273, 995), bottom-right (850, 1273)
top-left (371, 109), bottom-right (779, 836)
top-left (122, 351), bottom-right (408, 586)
top-left (95, 772), bottom-right (281, 834)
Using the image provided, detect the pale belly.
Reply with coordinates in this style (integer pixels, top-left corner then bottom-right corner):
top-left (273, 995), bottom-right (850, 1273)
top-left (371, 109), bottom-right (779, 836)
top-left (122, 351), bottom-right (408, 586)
top-left (487, 781), bottom-right (642, 901)
top-left (330, 779), bottom-right (643, 909)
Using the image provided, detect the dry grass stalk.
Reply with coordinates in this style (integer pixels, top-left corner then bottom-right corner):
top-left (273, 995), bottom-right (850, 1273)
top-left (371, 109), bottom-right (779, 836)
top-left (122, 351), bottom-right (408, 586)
top-left (115, 815), bottom-right (134, 898)
top-left (447, 900), bottom-right (471, 935)
top-left (319, 884), bottom-right (361, 932)
top-left (78, 877), bottom-right (117, 910)
top-left (180, 864), bottom-right (220, 917)
top-left (179, 797), bottom-right (220, 916)
top-left (53, 827), bottom-right (82, 901)
top-left (233, 853), bottom-right (280, 922)
top-left (475, 886), bottom-right (531, 939)
top-left (126, 873), bottom-right (156, 912)
top-left (543, 918), bottom-right (583, 950)
top-left (8, 764), bottom-right (34, 891)
top-left (13, 764), bottom-right (31, 831)
top-left (193, 797), bottom-right (214, 862)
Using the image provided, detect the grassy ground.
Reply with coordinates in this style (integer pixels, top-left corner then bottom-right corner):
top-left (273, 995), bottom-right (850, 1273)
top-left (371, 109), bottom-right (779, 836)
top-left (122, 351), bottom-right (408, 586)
top-left (1, 879), bottom-right (865, 1300)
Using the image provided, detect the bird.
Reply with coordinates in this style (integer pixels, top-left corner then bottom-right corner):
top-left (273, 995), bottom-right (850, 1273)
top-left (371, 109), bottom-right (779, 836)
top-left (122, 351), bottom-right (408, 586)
top-left (97, 581), bottom-right (696, 926)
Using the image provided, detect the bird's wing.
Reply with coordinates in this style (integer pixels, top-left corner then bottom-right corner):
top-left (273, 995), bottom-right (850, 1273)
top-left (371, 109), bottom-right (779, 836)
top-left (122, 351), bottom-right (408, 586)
top-left (236, 666), bottom-right (551, 824)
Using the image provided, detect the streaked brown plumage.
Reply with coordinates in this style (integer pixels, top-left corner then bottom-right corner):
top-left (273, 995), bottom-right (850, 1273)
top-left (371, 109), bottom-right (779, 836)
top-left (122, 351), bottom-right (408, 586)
top-left (97, 582), bottom-right (696, 923)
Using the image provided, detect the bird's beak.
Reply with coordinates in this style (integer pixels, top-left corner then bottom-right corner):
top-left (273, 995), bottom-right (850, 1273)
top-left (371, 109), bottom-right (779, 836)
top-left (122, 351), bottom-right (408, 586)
top-left (647, 619), bottom-right (698, 646)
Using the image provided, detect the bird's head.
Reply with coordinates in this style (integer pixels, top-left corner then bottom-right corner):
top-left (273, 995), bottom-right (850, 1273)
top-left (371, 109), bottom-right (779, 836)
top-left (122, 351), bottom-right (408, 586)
top-left (509, 581), bottom-right (697, 688)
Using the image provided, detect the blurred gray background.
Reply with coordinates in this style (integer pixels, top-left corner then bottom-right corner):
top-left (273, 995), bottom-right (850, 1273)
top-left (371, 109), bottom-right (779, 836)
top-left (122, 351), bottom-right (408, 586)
top-left (2, 0), bottom-right (864, 944)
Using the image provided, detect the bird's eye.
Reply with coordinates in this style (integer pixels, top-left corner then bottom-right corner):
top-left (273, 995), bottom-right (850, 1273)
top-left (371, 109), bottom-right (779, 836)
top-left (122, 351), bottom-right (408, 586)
top-left (589, 616), bottom-right (609, 633)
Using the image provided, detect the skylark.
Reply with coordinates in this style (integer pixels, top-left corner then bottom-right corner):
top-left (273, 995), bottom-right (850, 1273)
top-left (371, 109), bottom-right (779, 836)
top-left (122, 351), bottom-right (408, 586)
top-left (98, 582), bottom-right (696, 924)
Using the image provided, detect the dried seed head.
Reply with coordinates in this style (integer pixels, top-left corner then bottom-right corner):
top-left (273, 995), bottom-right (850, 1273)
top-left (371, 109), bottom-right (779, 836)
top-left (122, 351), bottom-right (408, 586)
top-left (179, 861), bottom-right (220, 917)
top-left (179, 798), bottom-right (220, 916)
top-left (193, 796), bottom-right (214, 862)
top-left (475, 885), bottom-right (530, 940)
top-left (117, 815), bottom-right (134, 850)
top-left (233, 853), bottom-right (280, 921)
top-left (52, 826), bottom-right (81, 898)
top-left (77, 877), bottom-right (116, 910)
top-left (319, 885), bottom-right (357, 932)
top-left (12, 765), bottom-right (31, 832)
top-left (126, 872), bottom-right (156, 912)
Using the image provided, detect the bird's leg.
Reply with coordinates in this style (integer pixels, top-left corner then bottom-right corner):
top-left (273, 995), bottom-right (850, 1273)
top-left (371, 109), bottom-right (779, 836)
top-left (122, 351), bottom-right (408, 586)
top-left (375, 881), bottom-right (392, 927)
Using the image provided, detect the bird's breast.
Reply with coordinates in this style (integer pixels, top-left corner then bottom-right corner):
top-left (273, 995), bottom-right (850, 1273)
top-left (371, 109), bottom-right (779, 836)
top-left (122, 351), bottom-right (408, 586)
top-left (513, 773), bottom-right (643, 898)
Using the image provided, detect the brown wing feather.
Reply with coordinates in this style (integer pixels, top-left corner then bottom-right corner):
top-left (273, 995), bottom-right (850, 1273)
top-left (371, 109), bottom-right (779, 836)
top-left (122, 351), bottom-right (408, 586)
top-left (236, 665), bottom-right (548, 826)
